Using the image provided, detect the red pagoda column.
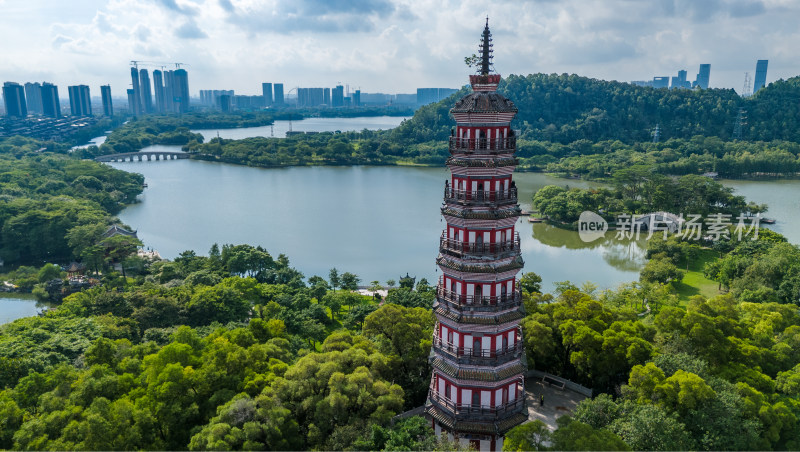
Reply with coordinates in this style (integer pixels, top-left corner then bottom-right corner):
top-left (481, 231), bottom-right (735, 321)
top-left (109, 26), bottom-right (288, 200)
top-left (425, 20), bottom-right (527, 452)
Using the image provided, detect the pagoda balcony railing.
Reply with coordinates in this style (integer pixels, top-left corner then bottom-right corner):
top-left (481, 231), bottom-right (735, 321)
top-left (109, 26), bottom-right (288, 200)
top-left (439, 232), bottom-right (520, 259)
top-left (444, 187), bottom-right (517, 206)
top-left (449, 136), bottom-right (516, 154)
top-left (432, 336), bottom-right (523, 366)
top-left (428, 389), bottom-right (526, 421)
top-left (436, 284), bottom-right (522, 312)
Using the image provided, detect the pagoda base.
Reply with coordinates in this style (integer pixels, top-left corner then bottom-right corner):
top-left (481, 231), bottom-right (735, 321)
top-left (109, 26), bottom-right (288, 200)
top-left (425, 402), bottom-right (527, 451)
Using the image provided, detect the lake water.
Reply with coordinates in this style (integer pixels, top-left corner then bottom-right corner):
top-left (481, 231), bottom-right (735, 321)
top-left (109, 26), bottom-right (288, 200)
top-left (108, 160), bottom-right (645, 293)
top-left (191, 116), bottom-right (411, 141)
top-left (0, 294), bottom-right (49, 325)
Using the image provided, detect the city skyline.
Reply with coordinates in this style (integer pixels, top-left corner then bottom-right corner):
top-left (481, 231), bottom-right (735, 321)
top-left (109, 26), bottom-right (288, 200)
top-left (2, 0), bottom-right (799, 96)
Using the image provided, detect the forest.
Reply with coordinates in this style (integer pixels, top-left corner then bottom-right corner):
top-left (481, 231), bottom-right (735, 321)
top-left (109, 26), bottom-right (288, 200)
top-left (0, 136), bottom-right (144, 267)
top-left (1, 223), bottom-right (799, 450)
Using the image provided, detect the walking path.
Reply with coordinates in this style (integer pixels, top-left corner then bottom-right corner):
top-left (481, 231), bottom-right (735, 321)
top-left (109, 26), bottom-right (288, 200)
top-left (525, 378), bottom-right (587, 431)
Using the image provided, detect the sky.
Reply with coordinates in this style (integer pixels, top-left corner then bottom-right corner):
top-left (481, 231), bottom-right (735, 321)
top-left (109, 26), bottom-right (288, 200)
top-left (2, 0), bottom-right (799, 97)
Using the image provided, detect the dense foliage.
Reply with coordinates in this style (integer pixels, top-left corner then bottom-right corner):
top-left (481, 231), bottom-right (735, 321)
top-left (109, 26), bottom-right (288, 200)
top-left (0, 137), bottom-right (143, 265)
top-left (532, 170), bottom-right (749, 224)
top-left (391, 74), bottom-right (800, 145)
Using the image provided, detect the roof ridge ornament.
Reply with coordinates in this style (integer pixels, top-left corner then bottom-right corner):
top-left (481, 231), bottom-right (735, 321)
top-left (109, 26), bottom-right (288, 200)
top-left (469, 19), bottom-right (501, 91)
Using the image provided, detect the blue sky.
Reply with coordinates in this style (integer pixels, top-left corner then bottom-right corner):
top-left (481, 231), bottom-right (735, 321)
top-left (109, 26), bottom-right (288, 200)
top-left (1, 0), bottom-right (798, 96)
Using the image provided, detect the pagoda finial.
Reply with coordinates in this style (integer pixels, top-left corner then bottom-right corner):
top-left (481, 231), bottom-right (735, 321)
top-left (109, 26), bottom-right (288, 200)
top-left (479, 17), bottom-right (493, 75)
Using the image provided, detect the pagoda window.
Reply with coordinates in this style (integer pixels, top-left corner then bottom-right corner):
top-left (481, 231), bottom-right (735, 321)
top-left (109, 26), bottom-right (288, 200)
top-left (474, 284), bottom-right (483, 304)
top-left (501, 284), bottom-right (507, 301)
top-left (445, 383), bottom-right (452, 400)
top-left (473, 338), bottom-right (482, 357)
top-left (447, 329), bottom-right (454, 349)
top-left (503, 387), bottom-right (509, 405)
top-left (472, 391), bottom-right (480, 407)
top-left (502, 334), bottom-right (508, 351)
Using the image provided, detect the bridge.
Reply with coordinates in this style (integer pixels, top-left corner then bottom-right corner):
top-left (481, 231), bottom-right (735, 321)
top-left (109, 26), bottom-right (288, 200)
top-left (95, 151), bottom-right (190, 163)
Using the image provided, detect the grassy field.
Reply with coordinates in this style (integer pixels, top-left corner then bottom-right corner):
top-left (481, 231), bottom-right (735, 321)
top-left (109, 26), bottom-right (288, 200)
top-left (673, 248), bottom-right (723, 305)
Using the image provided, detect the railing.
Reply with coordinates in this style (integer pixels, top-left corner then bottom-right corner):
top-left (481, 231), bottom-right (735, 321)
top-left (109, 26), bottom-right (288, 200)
top-left (449, 136), bottom-right (516, 154)
top-left (436, 284), bottom-right (522, 312)
top-left (444, 186), bottom-right (517, 206)
top-left (440, 232), bottom-right (520, 259)
top-left (432, 336), bottom-right (523, 366)
top-left (428, 389), bottom-right (526, 420)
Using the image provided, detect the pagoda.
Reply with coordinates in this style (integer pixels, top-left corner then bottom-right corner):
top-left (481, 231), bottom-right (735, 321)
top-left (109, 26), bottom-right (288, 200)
top-left (424, 19), bottom-right (527, 451)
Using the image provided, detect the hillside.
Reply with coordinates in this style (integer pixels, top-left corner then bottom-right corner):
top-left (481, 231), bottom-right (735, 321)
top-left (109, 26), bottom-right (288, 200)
top-left (390, 73), bottom-right (800, 145)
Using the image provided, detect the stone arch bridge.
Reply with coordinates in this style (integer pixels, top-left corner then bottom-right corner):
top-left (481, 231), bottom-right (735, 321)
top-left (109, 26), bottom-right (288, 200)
top-left (95, 151), bottom-right (189, 163)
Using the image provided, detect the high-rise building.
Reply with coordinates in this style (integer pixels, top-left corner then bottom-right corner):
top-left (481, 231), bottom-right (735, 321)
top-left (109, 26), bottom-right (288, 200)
top-left (671, 70), bottom-right (690, 89)
top-left (353, 89), bottom-right (361, 107)
top-left (41, 82), bottom-right (61, 118)
top-left (262, 83), bottom-right (273, 105)
top-left (130, 67), bottom-right (142, 115)
top-left (24, 82), bottom-right (43, 115)
top-left (126, 89), bottom-right (137, 114)
top-left (652, 76), bottom-right (670, 89)
top-left (101, 85), bottom-right (113, 116)
top-left (323, 87), bottom-right (331, 106)
top-left (754, 59), bottom-right (768, 94)
top-left (153, 70), bottom-right (165, 113)
top-left (2, 82), bottom-right (27, 118)
top-left (425, 21), bottom-right (527, 451)
top-left (332, 85), bottom-right (344, 107)
top-left (68, 85), bottom-right (92, 116)
top-left (693, 64), bottom-right (711, 89)
top-left (139, 69), bottom-right (154, 113)
top-left (417, 88), bottom-right (459, 105)
top-left (274, 83), bottom-right (284, 104)
top-left (163, 70), bottom-right (175, 113)
top-left (173, 69), bottom-right (190, 113)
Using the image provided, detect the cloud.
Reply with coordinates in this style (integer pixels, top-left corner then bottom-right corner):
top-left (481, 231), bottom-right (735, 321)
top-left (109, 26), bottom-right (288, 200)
top-left (175, 20), bottom-right (208, 39)
top-left (218, 0), bottom-right (396, 34)
top-left (155, 0), bottom-right (200, 16)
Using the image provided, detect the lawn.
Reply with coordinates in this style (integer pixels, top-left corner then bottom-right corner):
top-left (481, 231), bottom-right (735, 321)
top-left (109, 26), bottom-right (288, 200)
top-left (673, 248), bottom-right (723, 305)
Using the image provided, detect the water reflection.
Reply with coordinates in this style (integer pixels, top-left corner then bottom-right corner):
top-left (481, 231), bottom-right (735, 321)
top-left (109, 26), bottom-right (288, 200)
top-left (528, 222), bottom-right (647, 272)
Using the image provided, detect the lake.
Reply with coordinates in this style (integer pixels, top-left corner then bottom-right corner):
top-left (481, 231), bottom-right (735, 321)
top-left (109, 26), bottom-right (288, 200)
top-left (191, 116), bottom-right (412, 141)
top-left (0, 294), bottom-right (50, 325)
top-left (109, 160), bottom-right (646, 293)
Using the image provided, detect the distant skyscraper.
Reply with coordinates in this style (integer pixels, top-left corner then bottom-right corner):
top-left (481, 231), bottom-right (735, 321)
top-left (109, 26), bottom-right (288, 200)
top-left (417, 88), bottom-right (459, 105)
top-left (323, 87), bottom-right (331, 106)
top-left (262, 83), bottom-right (273, 105)
top-left (332, 85), bottom-right (344, 107)
top-left (353, 90), bottom-right (361, 107)
top-left (41, 82), bottom-right (61, 118)
top-left (671, 70), bottom-right (690, 89)
top-left (130, 67), bottom-right (143, 115)
top-left (126, 89), bottom-right (137, 114)
top-left (173, 69), bottom-right (190, 113)
top-left (24, 82), bottom-right (43, 115)
top-left (652, 77), bottom-right (670, 89)
top-left (101, 85), bottom-right (113, 116)
top-left (2, 82), bottom-right (27, 118)
top-left (68, 85), bottom-right (92, 116)
top-left (274, 83), bottom-right (284, 104)
top-left (153, 70), bottom-right (165, 113)
top-left (693, 64), bottom-right (711, 89)
top-left (163, 70), bottom-right (175, 113)
top-left (753, 59), bottom-right (768, 93)
top-left (139, 69), bottom-right (154, 113)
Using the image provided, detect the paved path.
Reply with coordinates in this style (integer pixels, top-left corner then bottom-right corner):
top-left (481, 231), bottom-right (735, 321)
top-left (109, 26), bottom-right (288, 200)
top-left (525, 378), bottom-right (587, 431)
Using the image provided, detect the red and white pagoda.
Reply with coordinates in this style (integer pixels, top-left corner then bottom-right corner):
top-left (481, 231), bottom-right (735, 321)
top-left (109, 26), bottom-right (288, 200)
top-left (425, 19), bottom-right (527, 451)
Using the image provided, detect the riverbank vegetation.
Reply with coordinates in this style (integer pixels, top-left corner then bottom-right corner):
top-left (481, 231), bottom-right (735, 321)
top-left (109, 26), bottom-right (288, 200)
top-left (531, 171), bottom-right (755, 224)
top-left (0, 137), bottom-right (144, 267)
top-left (73, 106), bottom-right (413, 159)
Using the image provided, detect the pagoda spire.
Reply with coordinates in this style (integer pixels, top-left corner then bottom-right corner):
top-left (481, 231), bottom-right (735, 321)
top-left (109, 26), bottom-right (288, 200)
top-left (479, 17), bottom-right (493, 75)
